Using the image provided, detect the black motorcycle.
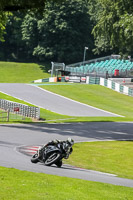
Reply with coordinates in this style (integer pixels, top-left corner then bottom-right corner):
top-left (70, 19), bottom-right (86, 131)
top-left (31, 142), bottom-right (72, 167)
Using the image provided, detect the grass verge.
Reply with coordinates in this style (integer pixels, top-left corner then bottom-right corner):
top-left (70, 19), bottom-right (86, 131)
top-left (0, 83), bottom-right (133, 123)
top-left (0, 91), bottom-right (71, 123)
top-left (1, 82), bottom-right (133, 123)
top-left (65, 141), bottom-right (133, 180)
top-left (40, 83), bottom-right (133, 121)
top-left (0, 166), bottom-right (133, 200)
top-left (0, 62), bottom-right (50, 83)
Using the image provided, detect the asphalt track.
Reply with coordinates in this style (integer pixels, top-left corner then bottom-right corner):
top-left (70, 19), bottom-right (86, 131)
top-left (0, 83), bottom-right (133, 187)
top-left (0, 83), bottom-right (121, 117)
top-left (0, 122), bottom-right (133, 188)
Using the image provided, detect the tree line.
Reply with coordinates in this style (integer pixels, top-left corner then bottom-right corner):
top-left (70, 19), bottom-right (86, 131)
top-left (0, 0), bottom-right (133, 64)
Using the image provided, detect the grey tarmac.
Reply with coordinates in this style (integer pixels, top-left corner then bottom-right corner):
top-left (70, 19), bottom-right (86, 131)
top-left (0, 83), bottom-right (121, 117)
top-left (0, 122), bottom-right (133, 188)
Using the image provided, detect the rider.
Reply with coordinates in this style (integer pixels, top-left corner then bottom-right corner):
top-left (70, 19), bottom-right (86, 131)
top-left (38, 137), bottom-right (74, 159)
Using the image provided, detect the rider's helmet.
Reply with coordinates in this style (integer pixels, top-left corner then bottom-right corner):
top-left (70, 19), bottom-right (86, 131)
top-left (67, 138), bottom-right (74, 146)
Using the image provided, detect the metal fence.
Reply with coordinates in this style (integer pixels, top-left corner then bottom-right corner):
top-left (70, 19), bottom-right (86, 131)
top-left (0, 99), bottom-right (40, 119)
top-left (65, 55), bottom-right (133, 78)
top-left (66, 55), bottom-right (113, 68)
top-left (51, 62), bottom-right (65, 77)
top-left (0, 110), bottom-right (9, 122)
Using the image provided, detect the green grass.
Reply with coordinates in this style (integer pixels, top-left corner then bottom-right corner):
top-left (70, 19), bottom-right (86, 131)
top-left (1, 62), bottom-right (133, 198)
top-left (0, 167), bottom-right (133, 200)
top-left (0, 91), bottom-right (71, 123)
top-left (0, 62), bottom-right (50, 83)
top-left (0, 61), bottom-right (133, 122)
top-left (40, 83), bottom-right (133, 121)
top-left (0, 109), bottom-right (32, 122)
top-left (0, 92), bottom-right (35, 122)
top-left (1, 82), bottom-right (133, 123)
top-left (0, 60), bottom-right (133, 122)
top-left (66, 141), bottom-right (133, 180)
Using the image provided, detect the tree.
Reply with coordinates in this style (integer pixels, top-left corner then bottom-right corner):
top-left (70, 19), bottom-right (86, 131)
top-left (21, 13), bottom-right (38, 58)
top-left (0, 0), bottom-right (61, 42)
top-left (0, 0), bottom-right (43, 43)
top-left (89, 0), bottom-right (133, 56)
top-left (1, 0), bottom-right (94, 63)
top-left (0, 11), bottom-right (8, 42)
top-left (0, 0), bottom-right (45, 11)
top-left (28, 0), bottom-right (93, 63)
top-left (0, 11), bottom-right (28, 60)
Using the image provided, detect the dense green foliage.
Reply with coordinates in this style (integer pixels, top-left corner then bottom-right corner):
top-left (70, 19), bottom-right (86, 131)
top-left (0, 0), bottom-right (93, 64)
top-left (0, 11), bottom-right (10, 42)
top-left (0, 0), bottom-right (45, 44)
top-left (0, 0), bottom-right (45, 11)
top-left (32, 0), bottom-right (93, 63)
top-left (0, 0), bottom-right (60, 49)
top-left (89, 0), bottom-right (133, 57)
top-left (0, 0), bottom-right (133, 63)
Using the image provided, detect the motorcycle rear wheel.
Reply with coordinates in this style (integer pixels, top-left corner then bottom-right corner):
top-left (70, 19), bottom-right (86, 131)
top-left (44, 152), bottom-right (61, 166)
top-left (31, 153), bottom-right (39, 163)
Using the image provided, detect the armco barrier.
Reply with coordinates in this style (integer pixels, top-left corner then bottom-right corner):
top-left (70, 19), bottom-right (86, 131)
top-left (86, 76), bottom-right (100, 84)
top-left (0, 99), bottom-right (40, 119)
top-left (33, 78), bottom-right (49, 83)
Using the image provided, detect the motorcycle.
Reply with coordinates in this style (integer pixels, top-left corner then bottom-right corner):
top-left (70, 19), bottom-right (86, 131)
top-left (31, 142), bottom-right (72, 167)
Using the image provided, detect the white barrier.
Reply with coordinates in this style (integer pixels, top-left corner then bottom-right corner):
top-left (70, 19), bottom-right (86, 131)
top-left (99, 77), bottom-right (133, 97)
top-left (123, 86), bottom-right (129, 95)
top-left (100, 78), bottom-right (105, 86)
top-left (0, 99), bottom-right (40, 119)
top-left (107, 80), bottom-right (112, 89)
top-left (49, 77), bottom-right (57, 82)
top-left (115, 83), bottom-right (120, 92)
top-left (86, 76), bottom-right (89, 84)
top-left (34, 79), bottom-right (43, 83)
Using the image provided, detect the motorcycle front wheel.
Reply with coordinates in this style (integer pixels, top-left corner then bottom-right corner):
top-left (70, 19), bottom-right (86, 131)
top-left (44, 152), bottom-right (61, 166)
top-left (55, 160), bottom-right (62, 168)
top-left (31, 153), bottom-right (39, 163)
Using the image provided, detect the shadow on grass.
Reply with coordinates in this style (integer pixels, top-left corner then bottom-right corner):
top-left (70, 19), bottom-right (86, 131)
top-left (37, 62), bottom-right (51, 73)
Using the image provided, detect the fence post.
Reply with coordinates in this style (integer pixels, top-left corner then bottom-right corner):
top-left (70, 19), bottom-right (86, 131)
top-left (0, 99), bottom-right (40, 120)
top-left (7, 109), bottom-right (9, 122)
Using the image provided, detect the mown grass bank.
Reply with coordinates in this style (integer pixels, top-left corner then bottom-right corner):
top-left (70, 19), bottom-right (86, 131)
top-left (40, 83), bottom-right (133, 121)
top-left (65, 141), bottom-right (133, 180)
top-left (0, 62), bottom-right (49, 83)
top-left (0, 61), bottom-right (133, 122)
top-left (0, 166), bottom-right (133, 200)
